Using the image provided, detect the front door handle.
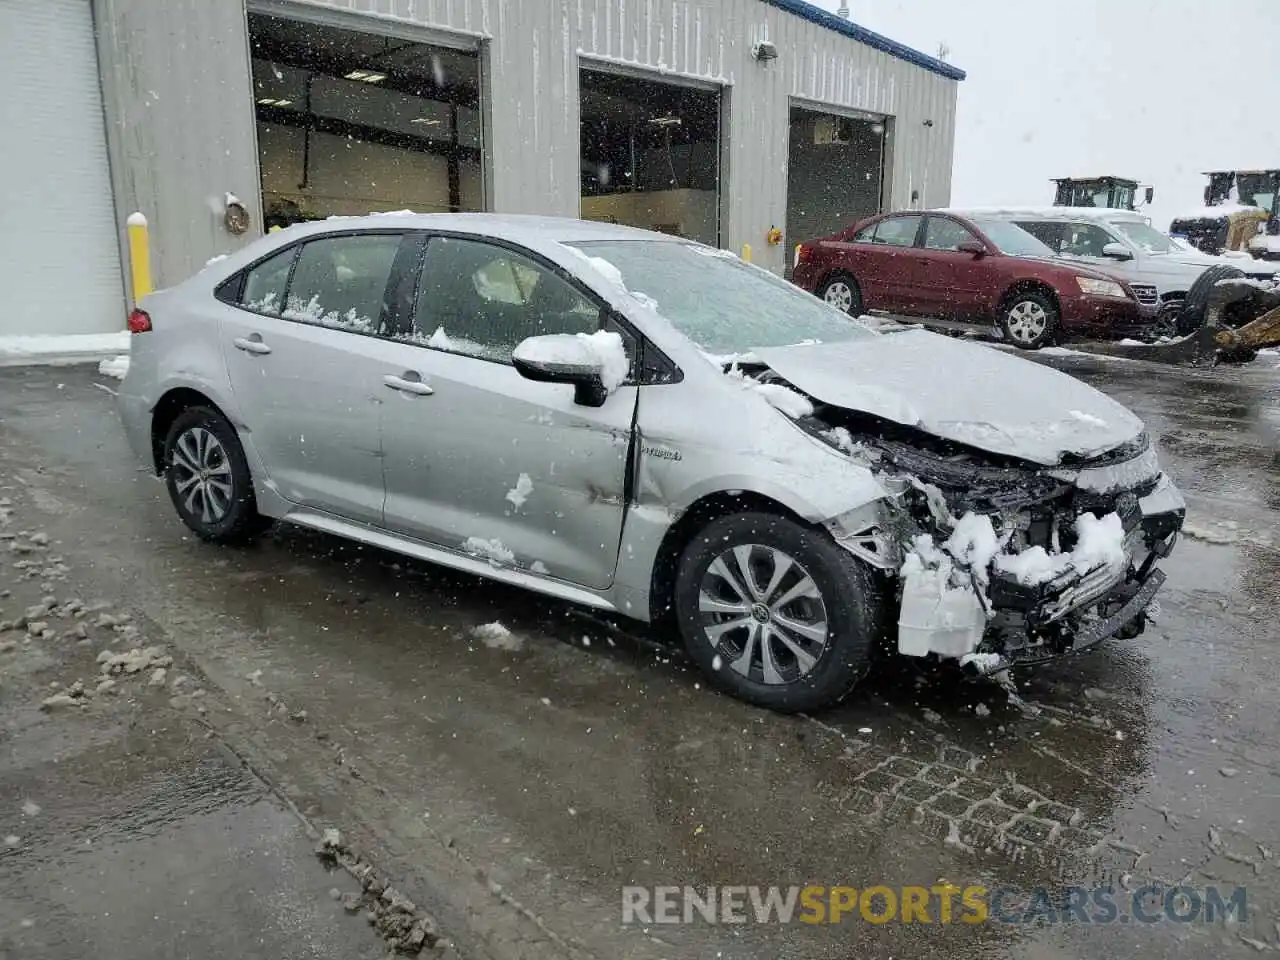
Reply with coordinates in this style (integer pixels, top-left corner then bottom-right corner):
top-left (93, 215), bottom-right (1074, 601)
top-left (233, 335), bottom-right (272, 355)
top-left (383, 373), bottom-right (434, 396)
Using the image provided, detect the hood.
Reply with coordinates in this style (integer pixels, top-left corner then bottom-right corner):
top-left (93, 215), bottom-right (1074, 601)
top-left (1166, 248), bottom-right (1280, 275)
top-left (1020, 256), bottom-right (1126, 282)
top-left (753, 330), bottom-right (1144, 466)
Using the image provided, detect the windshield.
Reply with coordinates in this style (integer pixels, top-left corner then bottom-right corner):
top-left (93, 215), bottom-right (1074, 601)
top-left (566, 240), bottom-right (875, 355)
top-left (969, 219), bottom-right (1057, 258)
top-left (1111, 219), bottom-right (1178, 253)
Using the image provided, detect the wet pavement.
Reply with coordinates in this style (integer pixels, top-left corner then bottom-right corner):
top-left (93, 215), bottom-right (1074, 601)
top-left (0, 350), bottom-right (1277, 959)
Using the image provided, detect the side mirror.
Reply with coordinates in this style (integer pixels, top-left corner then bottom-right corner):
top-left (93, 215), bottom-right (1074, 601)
top-left (1144, 186), bottom-right (1155, 205)
top-left (512, 334), bottom-right (607, 407)
top-left (1101, 242), bottom-right (1134, 261)
top-left (956, 239), bottom-right (987, 257)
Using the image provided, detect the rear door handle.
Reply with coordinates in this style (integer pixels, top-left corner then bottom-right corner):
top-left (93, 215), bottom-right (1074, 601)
top-left (383, 373), bottom-right (434, 396)
top-left (233, 336), bottom-right (272, 355)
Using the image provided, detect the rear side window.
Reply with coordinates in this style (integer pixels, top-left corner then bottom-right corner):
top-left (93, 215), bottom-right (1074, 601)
top-left (239, 247), bottom-right (297, 315)
top-left (282, 234), bottom-right (405, 333)
top-left (870, 216), bottom-right (922, 247)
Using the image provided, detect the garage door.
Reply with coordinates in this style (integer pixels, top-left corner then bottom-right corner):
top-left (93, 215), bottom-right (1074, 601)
top-left (0, 0), bottom-right (123, 338)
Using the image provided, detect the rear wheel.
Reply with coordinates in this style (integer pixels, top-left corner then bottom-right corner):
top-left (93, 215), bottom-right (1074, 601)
top-left (163, 407), bottom-right (265, 543)
top-left (817, 274), bottom-right (863, 317)
top-left (999, 290), bottom-right (1058, 349)
top-left (674, 512), bottom-right (883, 713)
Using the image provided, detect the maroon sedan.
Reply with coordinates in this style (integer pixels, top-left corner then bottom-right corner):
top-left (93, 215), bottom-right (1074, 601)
top-left (792, 210), bottom-right (1146, 349)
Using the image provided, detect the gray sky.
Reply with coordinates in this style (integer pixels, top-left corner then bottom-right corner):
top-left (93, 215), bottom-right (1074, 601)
top-left (810, 0), bottom-right (1280, 228)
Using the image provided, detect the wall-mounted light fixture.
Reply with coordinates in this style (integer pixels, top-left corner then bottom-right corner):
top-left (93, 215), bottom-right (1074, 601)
top-left (751, 40), bottom-right (778, 62)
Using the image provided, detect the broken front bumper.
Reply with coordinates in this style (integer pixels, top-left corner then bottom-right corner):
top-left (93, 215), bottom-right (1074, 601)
top-left (986, 475), bottom-right (1183, 658)
top-left (896, 473), bottom-right (1185, 666)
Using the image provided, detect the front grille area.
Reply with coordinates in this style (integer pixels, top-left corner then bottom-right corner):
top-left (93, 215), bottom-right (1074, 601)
top-left (1130, 283), bottom-right (1159, 305)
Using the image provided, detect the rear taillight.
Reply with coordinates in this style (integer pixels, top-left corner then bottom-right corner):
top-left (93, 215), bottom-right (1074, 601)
top-left (795, 244), bottom-right (811, 268)
top-left (128, 308), bottom-right (151, 333)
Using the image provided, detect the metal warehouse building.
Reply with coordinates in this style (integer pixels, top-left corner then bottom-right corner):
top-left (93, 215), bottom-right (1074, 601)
top-left (0, 0), bottom-right (962, 338)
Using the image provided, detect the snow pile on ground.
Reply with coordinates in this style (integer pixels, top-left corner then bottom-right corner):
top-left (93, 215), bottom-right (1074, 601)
top-left (994, 511), bottom-right (1125, 585)
top-left (97, 355), bottom-right (130, 379)
top-left (461, 536), bottom-right (515, 566)
top-left (0, 332), bottom-right (131, 366)
top-left (505, 473), bottom-right (533, 510)
top-left (470, 621), bottom-right (523, 651)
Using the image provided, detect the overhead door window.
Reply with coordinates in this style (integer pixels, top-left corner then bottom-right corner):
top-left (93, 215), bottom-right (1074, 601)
top-left (282, 234), bottom-right (403, 333)
top-left (248, 14), bottom-right (484, 225)
top-left (410, 238), bottom-right (602, 362)
top-left (579, 69), bottom-right (720, 246)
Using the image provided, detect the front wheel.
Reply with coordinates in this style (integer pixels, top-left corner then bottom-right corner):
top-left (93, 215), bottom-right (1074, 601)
top-left (999, 291), bottom-right (1058, 349)
top-left (163, 406), bottom-right (265, 543)
top-left (674, 512), bottom-right (883, 712)
top-left (817, 274), bottom-right (863, 317)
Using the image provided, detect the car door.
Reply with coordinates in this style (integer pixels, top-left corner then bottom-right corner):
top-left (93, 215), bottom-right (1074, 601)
top-left (859, 214), bottom-right (926, 313)
top-left (378, 234), bottom-right (637, 589)
top-left (217, 231), bottom-right (416, 525)
top-left (915, 215), bottom-right (1002, 320)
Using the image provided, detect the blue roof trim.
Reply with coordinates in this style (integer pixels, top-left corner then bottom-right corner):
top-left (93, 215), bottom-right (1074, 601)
top-left (759, 0), bottom-right (966, 81)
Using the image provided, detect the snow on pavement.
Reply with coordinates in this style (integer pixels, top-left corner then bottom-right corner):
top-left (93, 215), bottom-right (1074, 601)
top-left (97, 355), bottom-right (130, 379)
top-left (1, 333), bottom-right (130, 366)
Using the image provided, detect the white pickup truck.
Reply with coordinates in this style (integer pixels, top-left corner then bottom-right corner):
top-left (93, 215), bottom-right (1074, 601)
top-left (952, 206), bottom-right (1280, 332)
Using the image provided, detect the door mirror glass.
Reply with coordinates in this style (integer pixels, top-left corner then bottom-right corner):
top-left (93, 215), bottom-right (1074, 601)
top-left (512, 334), bottom-right (607, 407)
top-left (956, 238), bottom-right (987, 256)
top-left (1101, 242), bottom-right (1133, 261)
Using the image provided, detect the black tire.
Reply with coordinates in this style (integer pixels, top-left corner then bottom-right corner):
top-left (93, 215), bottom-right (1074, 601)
top-left (163, 406), bottom-right (265, 543)
top-left (674, 512), bottom-right (884, 713)
top-left (998, 288), bottom-right (1058, 349)
top-left (817, 273), bottom-right (863, 317)
top-left (1177, 264), bottom-right (1243, 335)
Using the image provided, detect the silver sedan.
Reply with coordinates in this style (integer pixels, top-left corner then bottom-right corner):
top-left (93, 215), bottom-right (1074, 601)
top-left (118, 214), bottom-right (1183, 711)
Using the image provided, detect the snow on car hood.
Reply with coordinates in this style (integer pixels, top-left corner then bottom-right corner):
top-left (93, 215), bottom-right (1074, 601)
top-left (752, 330), bottom-right (1144, 466)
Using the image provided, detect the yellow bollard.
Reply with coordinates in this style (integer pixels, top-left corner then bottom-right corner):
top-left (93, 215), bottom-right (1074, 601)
top-left (741, 243), bottom-right (752, 263)
top-left (126, 212), bottom-right (153, 304)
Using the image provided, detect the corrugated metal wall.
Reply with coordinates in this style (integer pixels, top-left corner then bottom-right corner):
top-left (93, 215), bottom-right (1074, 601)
top-left (94, 0), bottom-right (957, 281)
top-left (93, 0), bottom-right (263, 291)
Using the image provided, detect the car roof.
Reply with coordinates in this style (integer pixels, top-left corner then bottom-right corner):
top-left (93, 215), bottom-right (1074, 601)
top-left (266, 212), bottom-right (685, 246)
top-left (941, 206), bottom-right (1147, 223)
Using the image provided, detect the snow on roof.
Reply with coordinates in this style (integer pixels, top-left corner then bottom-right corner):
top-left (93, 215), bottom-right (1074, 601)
top-left (759, 0), bottom-right (965, 80)
top-left (939, 206), bottom-right (1148, 221)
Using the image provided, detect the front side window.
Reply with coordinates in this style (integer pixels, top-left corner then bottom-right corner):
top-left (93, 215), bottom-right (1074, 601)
top-left (871, 215), bottom-right (922, 247)
top-left (923, 217), bottom-right (978, 251)
top-left (282, 234), bottom-right (404, 333)
top-left (1059, 223), bottom-right (1119, 258)
top-left (411, 237), bottom-right (602, 362)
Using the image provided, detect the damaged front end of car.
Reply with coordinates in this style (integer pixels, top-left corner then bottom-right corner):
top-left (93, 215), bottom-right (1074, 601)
top-left (803, 404), bottom-right (1185, 677)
